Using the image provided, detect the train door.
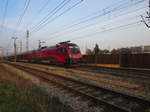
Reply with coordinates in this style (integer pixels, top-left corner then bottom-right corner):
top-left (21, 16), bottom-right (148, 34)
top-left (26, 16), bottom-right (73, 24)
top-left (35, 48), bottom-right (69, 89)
top-left (57, 47), bottom-right (68, 62)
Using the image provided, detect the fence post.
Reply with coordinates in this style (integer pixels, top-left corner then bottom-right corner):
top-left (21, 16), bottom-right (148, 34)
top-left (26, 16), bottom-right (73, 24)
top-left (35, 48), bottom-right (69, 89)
top-left (119, 53), bottom-right (129, 67)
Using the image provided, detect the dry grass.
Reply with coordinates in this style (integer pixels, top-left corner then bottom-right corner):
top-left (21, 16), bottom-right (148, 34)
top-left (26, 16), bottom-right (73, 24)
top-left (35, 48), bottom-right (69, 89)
top-left (0, 63), bottom-right (73, 112)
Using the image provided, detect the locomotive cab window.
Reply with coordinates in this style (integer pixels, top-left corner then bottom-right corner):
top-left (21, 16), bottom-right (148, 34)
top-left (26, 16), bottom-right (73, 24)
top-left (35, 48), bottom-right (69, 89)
top-left (68, 44), bottom-right (80, 53)
top-left (58, 48), bottom-right (67, 53)
top-left (70, 48), bottom-right (80, 53)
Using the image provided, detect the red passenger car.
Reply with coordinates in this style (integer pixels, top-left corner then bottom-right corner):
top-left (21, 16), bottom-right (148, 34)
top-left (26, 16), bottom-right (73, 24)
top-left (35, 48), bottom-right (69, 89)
top-left (16, 41), bottom-right (82, 65)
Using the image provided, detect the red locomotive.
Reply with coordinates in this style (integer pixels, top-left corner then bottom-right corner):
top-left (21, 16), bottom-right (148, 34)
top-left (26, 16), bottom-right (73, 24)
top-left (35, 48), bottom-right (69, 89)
top-left (9, 41), bottom-right (82, 65)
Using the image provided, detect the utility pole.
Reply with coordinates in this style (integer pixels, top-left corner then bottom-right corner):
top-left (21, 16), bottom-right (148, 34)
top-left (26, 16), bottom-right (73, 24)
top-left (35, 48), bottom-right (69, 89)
top-left (6, 49), bottom-right (9, 56)
top-left (38, 40), bottom-right (45, 49)
top-left (0, 47), bottom-right (3, 60)
top-left (26, 30), bottom-right (29, 51)
top-left (20, 40), bottom-right (22, 53)
top-left (141, 0), bottom-right (150, 28)
top-left (147, 0), bottom-right (150, 18)
top-left (12, 37), bottom-right (18, 62)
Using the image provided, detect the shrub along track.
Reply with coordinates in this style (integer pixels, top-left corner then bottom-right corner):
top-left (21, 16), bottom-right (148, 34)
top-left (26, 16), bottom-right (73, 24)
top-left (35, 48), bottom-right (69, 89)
top-left (6, 62), bottom-right (150, 112)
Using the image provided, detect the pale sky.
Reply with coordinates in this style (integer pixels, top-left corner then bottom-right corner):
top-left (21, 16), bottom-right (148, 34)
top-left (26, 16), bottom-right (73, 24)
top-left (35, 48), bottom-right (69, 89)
top-left (0, 0), bottom-right (150, 55)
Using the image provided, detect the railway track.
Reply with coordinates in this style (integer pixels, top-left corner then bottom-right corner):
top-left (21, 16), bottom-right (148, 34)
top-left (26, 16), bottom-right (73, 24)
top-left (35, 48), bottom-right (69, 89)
top-left (76, 65), bottom-right (150, 80)
top-left (7, 63), bottom-right (150, 112)
top-left (13, 61), bottom-right (150, 80)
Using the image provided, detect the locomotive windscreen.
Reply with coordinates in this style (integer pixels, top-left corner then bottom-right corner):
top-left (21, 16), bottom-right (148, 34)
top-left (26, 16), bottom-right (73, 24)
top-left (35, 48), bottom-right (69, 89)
top-left (68, 43), bottom-right (80, 53)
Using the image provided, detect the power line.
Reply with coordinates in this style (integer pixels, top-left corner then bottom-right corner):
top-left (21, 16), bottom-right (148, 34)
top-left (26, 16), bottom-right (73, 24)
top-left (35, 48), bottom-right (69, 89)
top-left (48, 0), bottom-right (127, 35)
top-left (31, 0), bottom-right (72, 32)
top-left (47, 0), bottom-right (145, 38)
top-left (141, 0), bottom-right (150, 28)
top-left (32, 1), bottom-right (124, 32)
top-left (50, 6), bottom-right (147, 41)
top-left (23, 0), bottom-right (28, 9)
top-left (47, 0), bottom-right (146, 42)
top-left (31, 0), bottom-right (84, 34)
top-left (13, 0), bottom-right (31, 36)
top-left (0, 0), bottom-right (8, 34)
top-left (39, 0), bottom-right (51, 12)
top-left (31, 0), bottom-right (71, 31)
top-left (51, 14), bottom-right (143, 42)
top-left (16, 0), bottom-right (31, 28)
top-left (26, 0), bottom-right (52, 28)
top-left (70, 21), bottom-right (141, 41)
top-left (51, 21), bottom-right (141, 43)
top-left (46, 0), bottom-right (146, 42)
top-left (32, 0), bottom-right (126, 34)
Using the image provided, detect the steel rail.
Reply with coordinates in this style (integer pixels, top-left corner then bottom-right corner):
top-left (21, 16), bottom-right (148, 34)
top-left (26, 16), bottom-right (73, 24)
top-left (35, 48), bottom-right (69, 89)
top-left (7, 63), bottom-right (150, 112)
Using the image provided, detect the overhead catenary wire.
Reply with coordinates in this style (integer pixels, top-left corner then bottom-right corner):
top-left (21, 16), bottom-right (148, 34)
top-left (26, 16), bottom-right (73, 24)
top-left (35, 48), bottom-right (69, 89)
top-left (31, 0), bottom-right (71, 31)
top-left (38, 0), bottom-right (51, 12)
top-left (23, 0), bottom-right (28, 8)
top-left (69, 21), bottom-right (142, 41)
top-left (0, 0), bottom-right (8, 34)
top-left (31, 0), bottom-right (84, 34)
top-left (31, 0), bottom-right (125, 32)
top-left (26, 0), bottom-right (52, 28)
top-left (141, 0), bottom-right (150, 28)
top-left (47, 0), bottom-right (128, 36)
top-left (47, 0), bottom-right (146, 38)
top-left (49, 21), bottom-right (142, 46)
top-left (16, 0), bottom-right (31, 27)
top-left (12, 0), bottom-right (31, 36)
top-left (49, 5), bottom-right (147, 41)
top-left (50, 13), bottom-right (144, 42)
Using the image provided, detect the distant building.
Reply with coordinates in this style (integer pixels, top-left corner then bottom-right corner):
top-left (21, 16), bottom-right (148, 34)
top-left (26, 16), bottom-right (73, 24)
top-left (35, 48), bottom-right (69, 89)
top-left (119, 48), bottom-right (131, 54)
top-left (143, 45), bottom-right (150, 53)
top-left (120, 45), bottom-right (150, 53)
top-left (130, 46), bottom-right (143, 53)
